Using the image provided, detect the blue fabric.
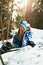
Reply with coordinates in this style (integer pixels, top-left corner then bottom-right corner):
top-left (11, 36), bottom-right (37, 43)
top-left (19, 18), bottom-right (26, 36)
top-left (22, 30), bottom-right (32, 46)
top-left (19, 20), bottom-right (28, 30)
top-left (13, 30), bottom-right (32, 47)
top-left (13, 35), bottom-right (22, 47)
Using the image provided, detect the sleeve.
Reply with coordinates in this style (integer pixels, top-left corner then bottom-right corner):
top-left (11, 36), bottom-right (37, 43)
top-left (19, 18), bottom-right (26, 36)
top-left (22, 31), bottom-right (32, 47)
top-left (22, 32), bottom-right (28, 46)
top-left (27, 31), bottom-right (32, 41)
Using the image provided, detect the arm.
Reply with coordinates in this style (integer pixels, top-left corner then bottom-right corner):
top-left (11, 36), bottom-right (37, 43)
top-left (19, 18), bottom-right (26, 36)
top-left (22, 32), bottom-right (28, 46)
top-left (22, 31), bottom-right (32, 47)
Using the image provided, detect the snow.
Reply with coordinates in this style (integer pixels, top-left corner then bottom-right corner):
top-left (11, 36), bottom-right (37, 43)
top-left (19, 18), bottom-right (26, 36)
top-left (31, 28), bottom-right (43, 45)
top-left (31, 28), bottom-right (43, 39)
top-left (0, 28), bottom-right (43, 65)
top-left (0, 46), bottom-right (43, 65)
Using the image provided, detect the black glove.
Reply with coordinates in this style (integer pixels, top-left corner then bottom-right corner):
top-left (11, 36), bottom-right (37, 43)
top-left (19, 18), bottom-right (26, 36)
top-left (28, 41), bottom-right (36, 47)
top-left (0, 42), bottom-right (13, 54)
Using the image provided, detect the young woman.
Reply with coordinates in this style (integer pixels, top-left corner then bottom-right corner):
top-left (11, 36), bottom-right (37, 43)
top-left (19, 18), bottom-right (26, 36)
top-left (13, 20), bottom-right (35, 47)
top-left (0, 20), bottom-right (35, 54)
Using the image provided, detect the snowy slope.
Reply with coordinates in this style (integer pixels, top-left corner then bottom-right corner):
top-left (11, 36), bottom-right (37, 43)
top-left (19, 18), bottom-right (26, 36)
top-left (31, 28), bottom-right (43, 45)
top-left (0, 28), bottom-right (43, 65)
top-left (0, 45), bottom-right (43, 65)
top-left (31, 28), bottom-right (43, 39)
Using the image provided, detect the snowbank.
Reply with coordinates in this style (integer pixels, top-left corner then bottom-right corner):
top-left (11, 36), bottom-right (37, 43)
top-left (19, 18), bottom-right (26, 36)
top-left (0, 45), bottom-right (43, 65)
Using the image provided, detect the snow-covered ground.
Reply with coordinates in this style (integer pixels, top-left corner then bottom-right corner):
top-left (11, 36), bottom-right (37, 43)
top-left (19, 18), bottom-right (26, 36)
top-left (0, 45), bottom-right (43, 65)
top-left (0, 28), bottom-right (43, 65)
top-left (31, 28), bottom-right (43, 45)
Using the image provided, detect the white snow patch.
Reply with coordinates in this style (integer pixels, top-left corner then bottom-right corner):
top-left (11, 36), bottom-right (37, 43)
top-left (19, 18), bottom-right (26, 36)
top-left (0, 46), bottom-right (43, 65)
